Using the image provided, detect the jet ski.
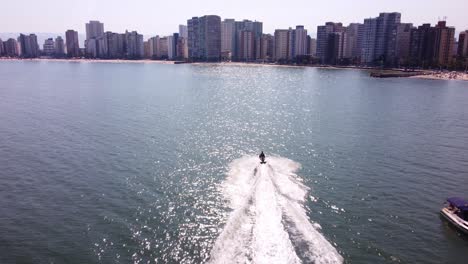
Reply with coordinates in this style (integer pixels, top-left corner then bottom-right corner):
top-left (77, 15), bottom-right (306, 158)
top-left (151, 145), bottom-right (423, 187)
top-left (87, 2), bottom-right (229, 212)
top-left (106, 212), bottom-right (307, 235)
top-left (259, 151), bottom-right (266, 164)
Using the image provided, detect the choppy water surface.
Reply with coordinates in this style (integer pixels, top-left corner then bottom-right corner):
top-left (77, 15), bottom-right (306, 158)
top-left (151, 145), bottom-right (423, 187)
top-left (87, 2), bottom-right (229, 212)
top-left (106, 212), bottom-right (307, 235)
top-left (0, 61), bottom-right (468, 264)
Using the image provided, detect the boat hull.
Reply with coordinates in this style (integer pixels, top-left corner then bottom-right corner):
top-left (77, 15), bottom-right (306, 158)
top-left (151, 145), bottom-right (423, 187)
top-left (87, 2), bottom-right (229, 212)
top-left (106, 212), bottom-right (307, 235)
top-left (440, 208), bottom-right (468, 235)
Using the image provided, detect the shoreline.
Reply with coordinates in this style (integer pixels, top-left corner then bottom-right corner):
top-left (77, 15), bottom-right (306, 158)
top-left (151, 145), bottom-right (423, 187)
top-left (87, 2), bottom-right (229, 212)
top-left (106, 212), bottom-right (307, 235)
top-left (1, 57), bottom-right (467, 81)
top-left (0, 57), bottom-right (176, 64)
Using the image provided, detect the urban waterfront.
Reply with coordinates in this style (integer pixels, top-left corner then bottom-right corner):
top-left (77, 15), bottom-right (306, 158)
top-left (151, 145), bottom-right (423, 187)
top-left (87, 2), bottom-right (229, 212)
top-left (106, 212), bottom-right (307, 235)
top-left (1, 11), bottom-right (468, 72)
top-left (1, 60), bottom-right (468, 263)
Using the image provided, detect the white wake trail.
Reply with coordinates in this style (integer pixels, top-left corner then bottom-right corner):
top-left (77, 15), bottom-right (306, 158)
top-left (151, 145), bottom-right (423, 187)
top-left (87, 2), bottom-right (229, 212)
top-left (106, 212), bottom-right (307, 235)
top-left (208, 156), bottom-right (343, 264)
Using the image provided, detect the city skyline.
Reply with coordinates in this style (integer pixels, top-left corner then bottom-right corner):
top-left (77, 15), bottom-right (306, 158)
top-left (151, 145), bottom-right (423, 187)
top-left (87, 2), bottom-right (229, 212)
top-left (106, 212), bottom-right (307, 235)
top-left (1, 0), bottom-right (467, 36)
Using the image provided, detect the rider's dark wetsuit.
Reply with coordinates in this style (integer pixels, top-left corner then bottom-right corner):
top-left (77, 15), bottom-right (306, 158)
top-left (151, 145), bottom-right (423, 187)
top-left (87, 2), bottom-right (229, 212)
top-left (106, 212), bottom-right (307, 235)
top-left (259, 151), bottom-right (265, 162)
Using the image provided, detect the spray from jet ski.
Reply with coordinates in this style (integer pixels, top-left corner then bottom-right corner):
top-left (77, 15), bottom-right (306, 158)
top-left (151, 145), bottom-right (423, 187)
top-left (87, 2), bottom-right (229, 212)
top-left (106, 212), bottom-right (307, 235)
top-left (208, 155), bottom-right (343, 264)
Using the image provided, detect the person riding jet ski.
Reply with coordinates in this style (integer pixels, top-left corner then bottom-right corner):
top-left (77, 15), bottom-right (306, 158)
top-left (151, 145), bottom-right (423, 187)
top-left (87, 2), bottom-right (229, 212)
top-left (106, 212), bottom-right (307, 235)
top-left (259, 151), bottom-right (266, 164)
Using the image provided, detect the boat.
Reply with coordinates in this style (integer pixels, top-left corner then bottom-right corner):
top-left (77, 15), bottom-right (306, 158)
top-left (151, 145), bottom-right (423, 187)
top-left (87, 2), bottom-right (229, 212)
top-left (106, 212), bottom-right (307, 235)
top-left (440, 197), bottom-right (468, 235)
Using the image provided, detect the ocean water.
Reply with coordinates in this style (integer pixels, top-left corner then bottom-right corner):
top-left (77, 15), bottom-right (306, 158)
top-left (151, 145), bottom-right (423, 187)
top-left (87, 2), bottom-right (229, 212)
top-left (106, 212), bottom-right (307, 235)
top-left (0, 60), bottom-right (467, 264)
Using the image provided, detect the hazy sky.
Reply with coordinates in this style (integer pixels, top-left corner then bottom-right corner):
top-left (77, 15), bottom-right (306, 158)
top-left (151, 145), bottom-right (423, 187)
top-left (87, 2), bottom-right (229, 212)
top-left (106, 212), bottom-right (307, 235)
top-left (1, 0), bottom-right (467, 36)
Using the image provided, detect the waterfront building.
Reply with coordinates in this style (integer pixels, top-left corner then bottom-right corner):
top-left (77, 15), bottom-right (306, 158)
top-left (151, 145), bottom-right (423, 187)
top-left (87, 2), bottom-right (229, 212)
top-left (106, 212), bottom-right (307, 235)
top-left (148, 36), bottom-right (160, 59)
top-left (144, 41), bottom-right (151, 59)
top-left (326, 32), bottom-right (345, 64)
top-left (376, 13), bottom-right (401, 66)
top-left (55, 36), bottom-right (65, 57)
top-left (177, 37), bottom-right (188, 60)
top-left (187, 15), bottom-right (221, 61)
top-left (167, 36), bottom-right (175, 59)
top-left (292, 26), bottom-right (308, 57)
top-left (239, 30), bottom-right (255, 61)
top-left (18, 34), bottom-right (39, 58)
top-left (361, 18), bottom-right (378, 64)
top-left (86, 20), bottom-right (105, 40)
top-left (274, 29), bottom-right (290, 61)
top-left (409, 21), bottom-right (455, 68)
top-left (458, 31), bottom-right (468, 57)
top-left (309, 38), bottom-right (317, 56)
top-left (85, 21), bottom-right (105, 58)
top-left (395, 23), bottom-right (414, 66)
top-left (85, 38), bottom-right (97, 58)
top-left (433, 21), bottom-right (455, 67)
top-left (221, 19), bottom-right (236, 59)
top-left (96, 36), bottom-right (108, 58)
top-left (409, 24), bottom-right (435, 67)
top-left (316, 22), bottom-right (344, 63)
top-left (361, 12), bottom-right (401, 66)
top-left (125, 31), bottom-right (144, 59)
top-left (105, 32), bottom-right (125, 59)
top-left (179, 25), bottom-right (188, 38)
top-left (256, 34), bottom-right (273, 61)
top-left (0, 38), bottom-right (4, 56)
top-left (4, 38), bottom-right (19, 57)
top-left (343, 23), bottom-right (364, 62)
top-left (233, 20), bottom-right (262, 60)
top-left (167, 33), bottom-right (179, 59)
top-left (43, 38), bottom-right (55, 56)
top-left (158, 37), bottom-right (169, 59)
top-left (188, 17), bottom-right (201, 59)
top-left (65, 30), bottom-right (80, 57)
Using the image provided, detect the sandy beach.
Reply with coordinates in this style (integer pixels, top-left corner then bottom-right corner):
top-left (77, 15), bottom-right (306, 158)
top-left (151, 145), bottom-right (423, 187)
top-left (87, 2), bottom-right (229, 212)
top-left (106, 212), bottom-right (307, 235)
top-left (411, 71), bottom-right (468, 81)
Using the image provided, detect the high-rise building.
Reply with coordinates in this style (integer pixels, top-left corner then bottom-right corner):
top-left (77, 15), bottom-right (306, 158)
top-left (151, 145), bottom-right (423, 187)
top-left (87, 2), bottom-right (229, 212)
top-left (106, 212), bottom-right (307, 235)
top-left (43, 38), bottom-right (55, 56)
top-left (0, 38), bottom-right (5, 57)
top-left (167, 33), bottom-right (179, 59)
top-left (361, 18), bottom-right (378, 64)
top-left (0, 38), bottom-right (4, 56)
top-left (167, 35), bottom-right (175, 59)
top-left (326, 32), bottom-right (345, 64)
top-left (177, 37), bottom-right (189, 60)
top-left (256, 34), bottom-right (273, 61)
top-left (187, 15), bottom-right (221, 61)
top-left (221, 19), bottom-right (236, 58)
top-left (433, 21), bottom-right (455, 66)
top-left (85, 21), bottom-right (105, 58)
top-left (239, 30), bottom-right (255, 61)
top-left (409, 24), bottom-right (435, 67)
top-left (96, 36), bottom-right (108, 58)
top-left (105, 32), bottom-right (125, 59)
top-left (144, 41), bottom-right (151, 59)
top-left (55, 36), bottom-right (65, 57)
top-left (4, 38), bottom-right (19, 57)
top-left (316, 22), bottom-right (344, 63)
top-left (18, 34), bottom-right (39, 58)
top-left (179, 25), bottom-right (188, 38)
top-left (458, 31), bottom-right (468, 57)
top-left (309, 38), bottom-right (317, 56)
top-left (125, 30), bottom-right (144, 59)
top-left (409, 21), bottom-right (455, 68)
top-left (86, 21), bottom-right (105, 40)
top-left (361, 12), bottom-right (401, 66)
top-left (395, 23), bottom-right (414, 66)
top-left (343, 23), bottom-right (364, 61)
top-left (292, 26), bottom-right (308, 57)
top-left (188, 17), bottom-right (201, 59)
top-left (148, 36), bottom-right (160, 58)
top-left (233, 20), bottom-right (262, 60)
top-left (274, 29), bottom-right (290, 61)
top-left (85, 38), bottom-right (97, 57)
top-left (65, 30), bottom-right (80, 57)
top-left (159, 37), bottom-right (169, 58)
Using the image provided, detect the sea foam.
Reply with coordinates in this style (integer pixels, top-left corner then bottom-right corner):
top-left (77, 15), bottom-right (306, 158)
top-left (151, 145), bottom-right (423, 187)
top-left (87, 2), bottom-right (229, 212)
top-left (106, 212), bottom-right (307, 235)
top-left (208, 156), bottom-right (343, 264)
